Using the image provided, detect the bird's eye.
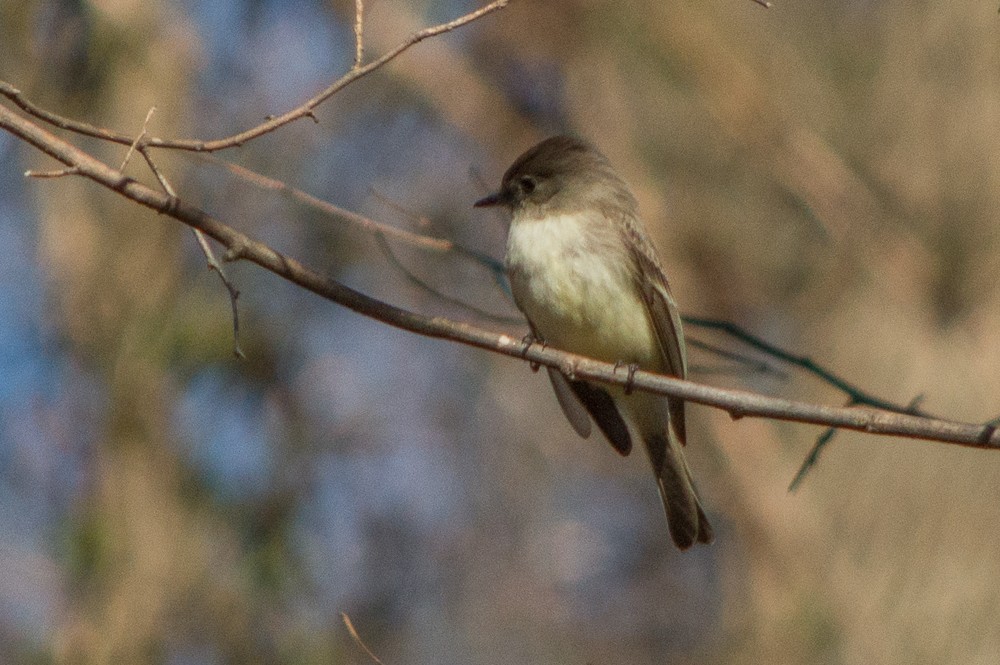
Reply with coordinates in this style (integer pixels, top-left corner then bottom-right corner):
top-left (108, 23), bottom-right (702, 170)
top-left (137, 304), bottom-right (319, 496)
top-left (518, 175), bottom-right (537, 194)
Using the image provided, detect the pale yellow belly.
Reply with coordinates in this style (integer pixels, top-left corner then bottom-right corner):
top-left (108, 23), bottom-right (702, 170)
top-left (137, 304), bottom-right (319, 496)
top-left (507, 221), bottom-right (662, 369)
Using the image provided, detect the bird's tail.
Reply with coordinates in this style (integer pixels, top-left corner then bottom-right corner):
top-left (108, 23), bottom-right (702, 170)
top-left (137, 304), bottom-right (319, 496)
top-left (644, 428), bottom-right (713, 550)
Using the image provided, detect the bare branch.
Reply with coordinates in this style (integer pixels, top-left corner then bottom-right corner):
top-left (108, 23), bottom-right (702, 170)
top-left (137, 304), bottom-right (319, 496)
top-left (139, 146), bottom-right (245, 359)
top-left (788, 393), bottom-right (926, 491)
top-left (0, 1), bottom-right (509, 153)
top-left (192, 227), bottom-right (245, 360)
top-left (0, 81), bottom-right (133, 145)
top-left (685, 338), bottom-right (782, 378)
top-left (3, 103), bottom-right (998, 450)
top-left (119, 107), bottom-right (157, 172)
top-left (354, 0), bottom-right (365, 69)
top-left (201, 155), bottom-right (455, 253)
top-left (684, 316), bottom-right (930, 417)
top-left (788, 413), bottom-right (845, 491)
top-left (686, 316), bottom-right (942, 485)
top-left (373, 231), bottom-right (522, 324)
top-left (212, 158), bottom-right (514, 323)
top-left (341, 613), bottom-right (384, 665)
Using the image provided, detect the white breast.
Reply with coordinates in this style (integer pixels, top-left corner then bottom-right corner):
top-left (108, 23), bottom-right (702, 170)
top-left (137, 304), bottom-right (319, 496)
top-left (505, 213), bottom-right (660, 366)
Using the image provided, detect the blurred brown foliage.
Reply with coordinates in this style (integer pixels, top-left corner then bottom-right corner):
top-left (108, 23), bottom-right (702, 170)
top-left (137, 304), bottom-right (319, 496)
top-left (3, 0), bottom-right (1000, 663)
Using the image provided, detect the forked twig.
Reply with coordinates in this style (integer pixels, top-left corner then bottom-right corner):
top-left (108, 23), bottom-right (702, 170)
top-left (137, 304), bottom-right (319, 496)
top-left (5, 97), bottom-right (1000, 451)
top-left (684, 316), bottom-right (939, 488)
top-left (0, 1), bottom-right (510, 152)
top-left (138, 129), bottom-right (245, 358)
top-left (119, 107), bottom-right (157, 172)
top-left (683, 317), bottom-right (930, 416)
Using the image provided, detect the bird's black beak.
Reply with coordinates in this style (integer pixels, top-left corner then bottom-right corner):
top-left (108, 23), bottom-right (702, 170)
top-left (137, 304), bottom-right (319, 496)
top-left (474, 191), bottom-right (504, 208)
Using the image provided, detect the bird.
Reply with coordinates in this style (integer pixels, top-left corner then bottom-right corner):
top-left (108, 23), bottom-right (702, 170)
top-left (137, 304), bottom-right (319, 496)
top-left (475, 135), bottom-right (712, 549)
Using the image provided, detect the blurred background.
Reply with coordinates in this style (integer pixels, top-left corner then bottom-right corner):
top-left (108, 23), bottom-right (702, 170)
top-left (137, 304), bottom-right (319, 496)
top-left (2, 0), bottom-right (1000, 662)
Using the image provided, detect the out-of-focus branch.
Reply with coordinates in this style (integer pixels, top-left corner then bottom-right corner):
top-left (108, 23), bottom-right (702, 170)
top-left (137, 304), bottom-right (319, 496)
top-left (3, 102), bottom-right (998, 450)
top-left (684, 317), bottom-right (930, 417)
top-left (684, 316), bottom-right (936, 488)
top-left (0, 1), bottom-right (509, 152)
top-left (201, 155), bottom-right (457, 253)
top-left (341, 613), bottom-right (384, 665)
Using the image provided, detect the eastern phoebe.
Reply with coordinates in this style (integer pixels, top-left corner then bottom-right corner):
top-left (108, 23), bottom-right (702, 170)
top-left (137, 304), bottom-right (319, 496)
top-left (475, 136), bottom-right (712, 549)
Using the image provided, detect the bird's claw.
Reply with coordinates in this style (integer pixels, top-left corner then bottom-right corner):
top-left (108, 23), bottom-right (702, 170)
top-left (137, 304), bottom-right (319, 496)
top-left (522, 333), bottom-right (547, 372)
top-left (614, 361), bottom-right (640, 395)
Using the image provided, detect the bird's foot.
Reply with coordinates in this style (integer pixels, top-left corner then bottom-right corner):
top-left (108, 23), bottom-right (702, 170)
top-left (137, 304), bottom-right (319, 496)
top-left (614, 360), bottom-right (640, 395)
top-left (522, 333), bottom-right (546, 372)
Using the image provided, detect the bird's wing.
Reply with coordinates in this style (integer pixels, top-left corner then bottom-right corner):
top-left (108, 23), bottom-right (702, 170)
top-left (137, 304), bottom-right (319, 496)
top-left (544, 367), bottom-right (592, 438)
top-left (531, 324), bottom-right (633, 456)
top-left (624, 223), bottom-right (688, 445)
top-left (563, 376), bottom-right (632, 456)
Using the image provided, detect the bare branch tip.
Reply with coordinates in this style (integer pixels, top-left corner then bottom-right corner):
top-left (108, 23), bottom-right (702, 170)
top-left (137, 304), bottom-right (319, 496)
top-left (342, 613), bottom-right (384, 665)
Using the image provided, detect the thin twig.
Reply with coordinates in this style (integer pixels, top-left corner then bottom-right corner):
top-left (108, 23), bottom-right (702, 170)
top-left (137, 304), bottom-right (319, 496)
top-left (119, 107), bottom-right (156, 172)
top-left (202, 155), bottom-right (456, 252)
top-left (354, 0), bottom-right (365, 69)
top-left (207, 156), bottom-right (513, 324)
top-left (368, 188), bottom-right (508, 286)
top-left (683, 316), bottom-right (930, 417)
top-left (139, 148), bottom-right (175, 196)
top-left (0, 81), bottom-right (130, 144)
top-left (685, 316), bottom-right (939, 487)
top-left (374, 232), bottom-right (523, 324)
top-left (788, 393), bottom-right (925, 491)
top-left (788, 420), bottom-right (843, 492)
top-left (341, 613), bottom-right (384, 665)
top-left (140, 147), bottom-right (245, 359)
top-left (5, 104), bottom-right (999, 449)
top-left (0, 1), bottom-right (510, 152)
top-left (193, 227), bottom-right (246, 359)
top-left (368, 188), bottom-right (434, 229)
top-left (685, 338), bottom-right (784, 378)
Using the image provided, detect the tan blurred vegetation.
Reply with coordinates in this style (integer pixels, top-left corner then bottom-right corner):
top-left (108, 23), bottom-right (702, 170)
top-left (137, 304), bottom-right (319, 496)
top-left (3, 0), bottom-right (1000, 663)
